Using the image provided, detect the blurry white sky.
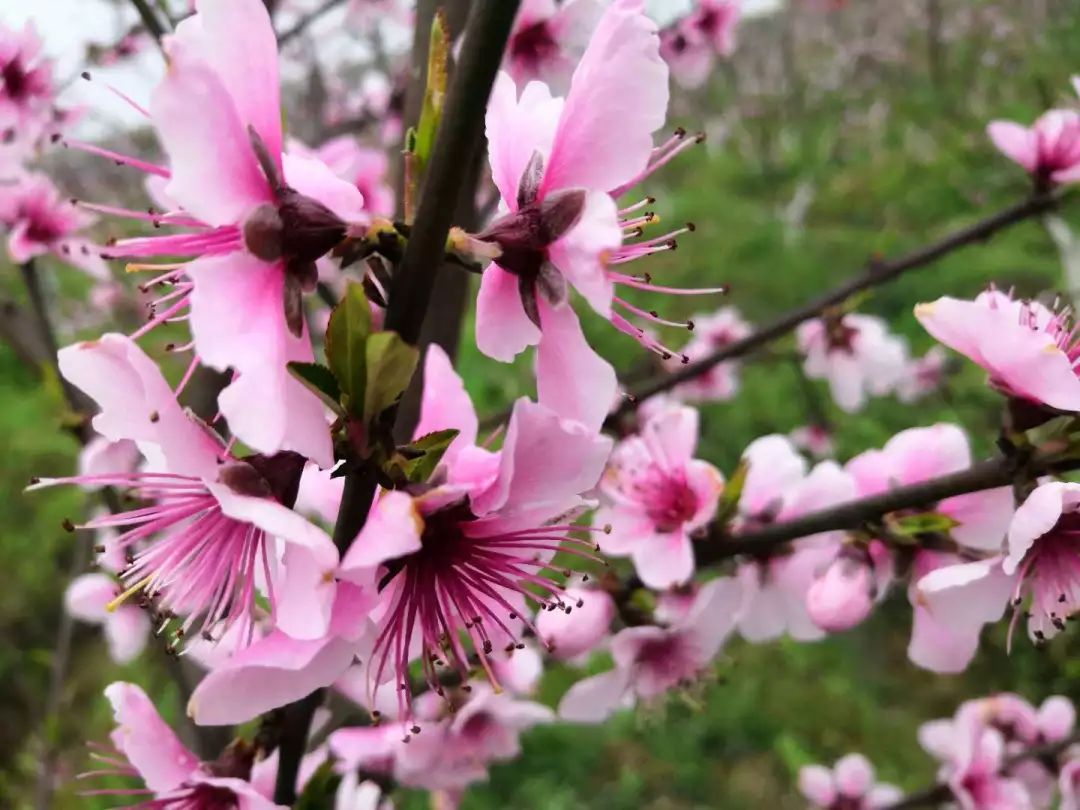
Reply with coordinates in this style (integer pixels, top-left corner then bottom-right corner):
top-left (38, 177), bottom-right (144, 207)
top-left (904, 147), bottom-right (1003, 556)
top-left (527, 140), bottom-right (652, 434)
top-left (0, 0), bottom-right (781, 139)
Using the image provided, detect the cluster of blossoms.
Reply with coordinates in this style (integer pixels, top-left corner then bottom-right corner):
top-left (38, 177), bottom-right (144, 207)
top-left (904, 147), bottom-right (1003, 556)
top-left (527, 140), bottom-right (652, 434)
top-left (13, 0), bottom-right (1080, 806)
top-left (801, 692), bottom-right (1079, 809)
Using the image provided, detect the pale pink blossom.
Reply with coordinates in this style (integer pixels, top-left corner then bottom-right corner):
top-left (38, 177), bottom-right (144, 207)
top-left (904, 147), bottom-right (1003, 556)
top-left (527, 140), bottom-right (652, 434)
top-left (988, 110), bottom-right (1080, 186)
top-left (733, 437), bottom-right (857, 642)
top-left (77, 436), bottom-right (140, 489)
top-left (88, 681), bottom-right (283, 808)
top-left (330, 683), bottom-right (551, 792)
top-left (790, 424), bottom-right (835, 459)
top-left (915, 289), bottom-right (1080, 413)
top-left (660, 0), bottom-right (740, 89)
top-left (805, 543), bottom-right (890, 633)
top-left (919, 702), bottom-right (1035, 809)
top-left (190, 346), bottom-right (611, 724)
top-left (595, 403), bottom-right (723, 589)
top-left (667, 306), bottom-right (752, 402)
top-left (1062, 756), bottom-right (1080, 810)
top-left (559, 577), bottom-right (742, 723)
top-left (0, 22), bottom-right (54, 130)
top-left (897, 346), bottom-right (948, 403)
top-left (798, 754), bottom-right (903, 809)
top-left (478, 0), bottom-right (719, 430)
top-left (64, 574), bottom-right (150, 663)
top-left (292, 135), bottom-right (395, 216)
top-left (797, 313), bottom-right (909, 412)
top-left (33, 334), bottom-right (340, 652)
top-left (0, 172), bottom-right (109, 278)
top-left (504, 0), bottom-right (604, 90)
top-left (1002, 482), bottom-right (1080, 642)
top-left (77, 0), bottom-right (368, 465)
top-left (846, 424), bottom-right (1014, 672)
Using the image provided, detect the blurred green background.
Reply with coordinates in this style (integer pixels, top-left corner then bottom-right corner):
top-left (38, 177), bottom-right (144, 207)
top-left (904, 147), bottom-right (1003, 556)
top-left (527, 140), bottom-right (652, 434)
top-left (3, 1), bottom-right (1080, 807)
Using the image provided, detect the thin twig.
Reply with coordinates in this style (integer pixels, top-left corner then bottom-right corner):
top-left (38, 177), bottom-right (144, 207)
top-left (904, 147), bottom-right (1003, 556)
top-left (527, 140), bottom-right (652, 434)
top-left (129, 0), bottom-right (169, 47)
top-left (698, 450), bottom-right (1080, 562)
top-left (278, 0), bottom-right (348, 45)
top-left (271, 2), bottom-right (521, 802)
top-left (611, 191), bottom-right (1062, 422)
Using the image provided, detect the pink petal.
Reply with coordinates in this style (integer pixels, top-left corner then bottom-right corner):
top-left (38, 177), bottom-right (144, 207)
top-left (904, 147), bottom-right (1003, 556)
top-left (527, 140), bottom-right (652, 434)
top-left (151, 54), bottom-right (270, 225)
top-left (485, 73), bottom-right (563, 209)
top-left (740, 434), bottom-right (807, 516)
top-left (987, 121), bottom-right (1039, 172)
top-left (535, 300), bottom-right (617, 433)
top-left (540, 0), bottom-right (668, 195)
top-left (188, 630), bottom-right (358, 725)
top-left (546, 190), bottom-right (620, 317)
top-left (684, 458), bottom-right (724, 529)
top-left (473, 397), bottom-right (612, 515)
top-left (55, 238), bottom-right (110, 280)
top-left (940, 486), bottom-right (1013, 553)
top-left (475, 263), bottom-right (541, 362)
top-left (631, 530), bottom-right (695, 590)
top-left (414, 344), bottom-right (478, 467)
top-left (58, 334), bottom-right (221, 480)
top-left (187, 253), bottom-right (333, 467)
top-left (170, 0), bottom-right (283, 170)
top-left (64, 573), bottom-right (116, 623)
top-left (641, 404), bottom-right (699, 466)
top-left (1037, 696), bottom-right (1075, 742)
top-left (104, 681), bottom-right (199, 791)
top-left (536, 586), bottom-right (614, 660)
top-left (557, 667), bottom-right (632, 723)
top-left (798, 764), bottom-right (837, 806)
top-left (834, 753), bottom-right (875, 798)
top-left (282, 152), bottom-right (366, 222)
top-left (104, 607), bottom-right (151, 664)
top-left (682, 576), bottom-right (743, 660)
top-left (339, 490), bottom-right (423, 574)
top-left (1005, 483), bottom-right (1080, 574)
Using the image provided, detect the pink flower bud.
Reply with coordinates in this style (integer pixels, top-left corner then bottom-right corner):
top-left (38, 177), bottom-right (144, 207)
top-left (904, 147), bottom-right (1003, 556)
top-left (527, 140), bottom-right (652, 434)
top-left (806, 556), bottom-right (874, 632)
top-left (536, 586), bottom-right (615, 660)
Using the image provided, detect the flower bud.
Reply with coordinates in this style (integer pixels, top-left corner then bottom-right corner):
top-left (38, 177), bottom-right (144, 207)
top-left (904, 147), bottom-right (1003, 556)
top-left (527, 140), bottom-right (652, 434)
top-left (806, 556), bottom-right (874, 633)
top-left (536, 586), bottom-right (614, 660)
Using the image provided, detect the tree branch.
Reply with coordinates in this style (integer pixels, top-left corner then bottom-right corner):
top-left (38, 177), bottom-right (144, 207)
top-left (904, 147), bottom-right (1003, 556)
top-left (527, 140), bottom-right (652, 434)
top-left (698, 450), bottom-right (1080, 562)
top-left (129, 0), bottom-right (169, 46)
top-left (610, 191), bottom-right (1062, 422)
top-left (384, 0), bottom-right (520, 344)
top-left (278, 0), bottom-right (348, 45)
top-left (272, 2), bottom-right (520, 802)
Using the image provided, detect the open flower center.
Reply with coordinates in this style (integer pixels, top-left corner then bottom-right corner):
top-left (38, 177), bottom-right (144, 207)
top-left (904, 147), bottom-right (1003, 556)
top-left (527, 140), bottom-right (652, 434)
top-left (640, 467), bottom-right (699, 532)
top-left (1017, 510), bottom-right (1080, 639)
top-left (509, 20), bottom-right (559, 71)
top-left (2, 57), bottom-right (28, 101)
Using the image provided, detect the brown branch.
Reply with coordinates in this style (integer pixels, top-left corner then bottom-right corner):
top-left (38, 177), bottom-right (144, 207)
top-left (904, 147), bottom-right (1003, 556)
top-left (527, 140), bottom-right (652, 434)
top-left (278, 0), bottom-right (348, 45)
top-left (697, 450), bottom-right (1080, 563)
top-left (129, 0), bottom-right (169, 47)
top-left (611, 190), bottom-right (1062, 422)
top-left (272, 1), bottom-right (521, 802)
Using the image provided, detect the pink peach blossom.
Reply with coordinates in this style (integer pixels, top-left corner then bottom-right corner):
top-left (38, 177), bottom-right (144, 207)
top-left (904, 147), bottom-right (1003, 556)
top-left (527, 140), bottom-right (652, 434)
top-left (0, 172), bottom-right (109, 278)
top-left (88, 681), bottom-right (283, 808)
top-left (988, 110), bottom-right (1080, 186)
top-left (0, 22), bottom-right (54, 131)
top-left (559, 577), bottom-right (742, 723)
top-left (505, 0), bottom-right (604, 90)
top-left (798, 754), bottom-right (903, 809)
top-left (797, 313), bottom-right (909, 412)
top-left (535, 583), bottom-right (615, 661)
top-left (915, 289), bottom-right (1080, 413)
top-left (595, 403), bottom-right (723, 589)
top-left (65, 574), bottom-right (150, 664)
top-left (667, 306), bottom-right (752, 402)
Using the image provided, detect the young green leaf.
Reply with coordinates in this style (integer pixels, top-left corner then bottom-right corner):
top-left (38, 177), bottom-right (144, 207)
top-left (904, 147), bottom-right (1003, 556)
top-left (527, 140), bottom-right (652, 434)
top-left (287, 361), bottom-right (345, 416)
top-left (325, 282), bottom-right (372, 415)
top-left (399, 428), bottom-right (460, 483)
top-left (363, 331), bottom-right (420, 423)
top-left (889, 511), bottom-right (961, 537)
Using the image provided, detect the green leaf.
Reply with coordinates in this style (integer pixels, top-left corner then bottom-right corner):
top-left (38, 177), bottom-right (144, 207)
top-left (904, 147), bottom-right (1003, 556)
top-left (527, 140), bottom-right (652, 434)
top-left (325, 282), bottom-right (372, 415)
top-left (363, 331), bottom-right (420, 423)
top-left (414, 10), bottom-right (449, 166)
top-left (890, 511), bottom-right (961, 537)
top-left (399, 428), bottom-right (459, 483)
top-left (716, 458), bottom-right (749, 526)
top-left (287, 361), bottom-right (344, 416)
